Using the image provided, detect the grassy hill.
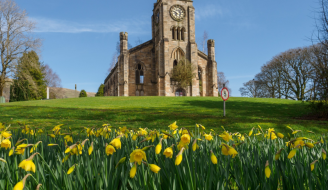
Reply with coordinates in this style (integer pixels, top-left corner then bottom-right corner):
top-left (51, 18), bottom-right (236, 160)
top-left (0, 97), bottom-right (327, 136)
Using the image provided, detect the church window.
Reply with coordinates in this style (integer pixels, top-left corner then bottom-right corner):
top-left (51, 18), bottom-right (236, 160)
top-left (172, 28), bottom-right (175, 40)
top-left (181, 28), bottom-right (185, 41)
top-left (173, 60), bottom-right (178, 67)
top-left (177, 28), bottom-right (180, 40)
top-left (136, 64), bottom-right (144, 84)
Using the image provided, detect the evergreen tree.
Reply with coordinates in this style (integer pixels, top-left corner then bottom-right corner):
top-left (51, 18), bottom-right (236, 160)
top-left (10, 80), bottom-right (29, 102)
top-left (79, 90), bottom-right (87, 98)
top-left (13, 51), bottom-right (47, 100)
top-left (95, 84), bottom-right (105, 96)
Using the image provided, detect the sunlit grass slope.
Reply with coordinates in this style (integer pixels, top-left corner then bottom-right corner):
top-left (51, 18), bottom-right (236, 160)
top-left (0, 97), bottom-right (327, 135)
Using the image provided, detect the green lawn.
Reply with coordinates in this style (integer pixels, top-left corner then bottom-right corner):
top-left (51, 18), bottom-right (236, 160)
top-left (0, 96), bottom-right (327, 136)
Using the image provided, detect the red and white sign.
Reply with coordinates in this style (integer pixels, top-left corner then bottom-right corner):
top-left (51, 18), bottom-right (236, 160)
top-left (221, 87), bottom-right (229, 101)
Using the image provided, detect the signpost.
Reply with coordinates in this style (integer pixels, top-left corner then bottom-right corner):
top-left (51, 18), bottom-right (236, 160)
top-left (221, 85), bottom-right (229, 117)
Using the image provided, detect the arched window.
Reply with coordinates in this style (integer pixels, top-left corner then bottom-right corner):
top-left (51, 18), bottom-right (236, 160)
top-left (136, 64), bottom-right (144, 84)
top-left (173, 60), bottom-right (178, 67)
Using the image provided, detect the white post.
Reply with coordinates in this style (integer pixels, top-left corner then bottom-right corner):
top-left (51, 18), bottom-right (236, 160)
top-left (47, 87), bottom-right (49, 99)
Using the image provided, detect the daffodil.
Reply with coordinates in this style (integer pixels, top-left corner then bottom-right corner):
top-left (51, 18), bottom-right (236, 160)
top-left (305, 142), bottom-right (314, 149)
top-left (155, 138), bottom-right (163, 154)
top-left (310, 160), bottom-right (318, 171)
top-left (292, 130), bottom-right (301, 135)
top-left (130, 149), bottom-right (147, 165)
top-left (204, 133), bottom-right (213, 141)
top-left (288, 145), bottom-right (300, 159)
top-left (106, 144), bottom-right (116, 156)
top-left (9, 147), bottom-right (14, 156)
top-left (130, 163), bottom-right (137, 178)
top-left (88, 142), bottom-right (93, 155)
top-left (168, 121), bottom-right (178, 130)
top-left (13, 174), bottom-right (31, 190)
top-left (30, 141), bottom-right (42, 153)
top-left (180, 134), bottom-right (190, 144)
top-left (192, 139), bottom-right (198, 151)
top-left (149, 164), bottom-right (161, 173)
top-left (219, 131), bottom-right (233, 142)
top-left (265, 160), bottom-right (271, 178)
top-left (62, 154), bottom-right (70, 163)
top-left (210, 151), bottom-right (217, 164)
top-left (265, 128), bottom-right (277, 140)
top-left (1, 131), bottom-right (12, 139)
top-left (249, 128), bottom-right (254, 136)
top-left (175, 148), bottom-right (185, 166)
top-left (276, 132), bottom-right (284, 139)
top-left (67, 164), bottom-right (77, 175)
top-left (64, 135), bottom-right (73, 143)
top-left (163, 147), bottom-right (173, 158)
top-left (275, 148), bottom-right (283, 160)
top-left (110, 138), bottom-right (121, 149)
top-left (132, 134), bottom-right (138, 141)
top-left (221, 144), bottom-right (238, 158)
top-left (18, 153), bottom-right (38, 173)
top-left (71, 144), bottom-right (83, 155)
top-left (1, 139), bottom-right (11, 149)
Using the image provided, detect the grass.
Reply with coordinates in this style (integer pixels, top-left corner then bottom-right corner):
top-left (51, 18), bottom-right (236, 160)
top-left (0, 96), bottom-right (327, 136)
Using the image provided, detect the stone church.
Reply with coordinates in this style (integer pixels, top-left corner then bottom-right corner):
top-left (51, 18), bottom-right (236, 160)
top-left (104, 0), bottom-right (218, 97)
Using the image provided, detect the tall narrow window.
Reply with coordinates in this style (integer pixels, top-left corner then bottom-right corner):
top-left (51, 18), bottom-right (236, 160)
top-left (136, 64), bottom-right (144, 84)
top-left (177, 28), bottom-right (180, 40)
top-left (181, 28), bottom-right (185, 41)
top-left (172, 28), bottom-right (175, 40)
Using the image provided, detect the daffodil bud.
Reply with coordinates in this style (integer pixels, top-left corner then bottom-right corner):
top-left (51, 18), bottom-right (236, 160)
top-left (265, 160), bottom-right (271, 178)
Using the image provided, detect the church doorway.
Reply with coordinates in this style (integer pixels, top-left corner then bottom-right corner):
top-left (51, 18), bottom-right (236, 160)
top-left (175, 88), bottom-right (185, 97)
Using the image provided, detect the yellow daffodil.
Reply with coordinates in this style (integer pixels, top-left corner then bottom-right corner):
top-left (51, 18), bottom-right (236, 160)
top-left (106, 144), bottom-right (116, 156)
top-left (288, 145), bottom-right (300, 159)
top-left (201, 125), bottom-right (205, 130)
top-left (305, 142), bottom-right (314, 149)
top-left (265, 160), bottom-right (271, 178)
top-left (71, 144), bottom-right (83, 155)
top-left (9, 147), bottom-right (14, 156)
top-left (204, 133), bottom-right (213, 141)
top-left (30, 141), bottom-right (42, 153)
top-left (13, 174), bottom-right (31, 190)
top-left (221, 144), bottom-right (238, 158)
top-left (1, 131), bottom-right (12, 139)
top-left (18, 153), bottom-right (39, 173)
top-left (67, 164), bottom-right (77, 175)
top-left (175, 148), bottom-right (185, 166)
top-left (149, 164), bottom-right (161, 173)
top-left (181, 134), bottom-right (190, 144)
top-left (110, 138), bottom-right (121, 149)
top-left (62, 154), bottom-right (70, 163)
top-left (155, 139), bottom-right (163, 155)
top-left (219, 131), bottom-right (233, 142)
top-left (88, 142), bottom-right (93, 155)
top-left (163, 147), bottom-right (173, 158)
top-left (321, 137), bottom-right (324, 144)
top-left (48, 144), bottom-right (58, 146)
top-left (265, 128), bottom-right (277, 140)
top-left (49, 134), bottom-right (56, 138)
top-left (276, 133), bottom-right (284, 139)
top-left (275, 148), bottom-right (283, 160)
top-left (168, 121), bottom-right (178, 130)
top-left (192, 139), bottom-right (198, 151)
top-left (64, 135), bottom-right (73, 143)
top-left (130, 149), bottom-right (147, 165)
top-left (292, 130), bottom-right (301, 135)
top-left (210, 151), bottom-right (217, 164)
top-left (130, 163), bottom-right (137, 178)
top-left (249, 128), bottom-right (254, 136)
top-left (132, 135), bottom-right (138, 141)
top-left (1, 139), bottom-right (11, 149)
top-left (310, 160), bottom-right (318, 171)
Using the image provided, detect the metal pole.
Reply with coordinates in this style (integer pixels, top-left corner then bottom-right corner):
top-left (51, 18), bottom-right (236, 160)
top-left (223, 100), bottom-right (226, 117)
top-left (223, 83), bottom-right (225, 117)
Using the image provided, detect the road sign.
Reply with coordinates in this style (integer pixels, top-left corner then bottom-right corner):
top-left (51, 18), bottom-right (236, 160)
top-left (221, 87), bottom-right (229, 101)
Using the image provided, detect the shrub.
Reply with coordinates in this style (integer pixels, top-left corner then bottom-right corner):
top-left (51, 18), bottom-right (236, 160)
top-left (79, 89), bottom-right (87, 98)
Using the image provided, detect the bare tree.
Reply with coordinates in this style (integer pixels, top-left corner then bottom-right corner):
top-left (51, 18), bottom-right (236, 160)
top-left (43, 64), bottom-right (63, 99)
top-left (0, 0), bottom-right (41, 96)
top-left (239, 79), bottom-right (265, 98)
top-left (217, 72), bottom-right (231, 94)
top-left (198, 31), bottom-right (208, 54)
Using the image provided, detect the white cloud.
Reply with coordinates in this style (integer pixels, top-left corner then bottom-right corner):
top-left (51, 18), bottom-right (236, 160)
top-left (195, 5), bottom-right (226, 20)
top-left (30, 17), bottom-right (149, 34)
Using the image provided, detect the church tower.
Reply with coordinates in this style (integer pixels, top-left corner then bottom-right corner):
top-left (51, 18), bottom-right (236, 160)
top-left (152, 0), bottom-right (199, 96)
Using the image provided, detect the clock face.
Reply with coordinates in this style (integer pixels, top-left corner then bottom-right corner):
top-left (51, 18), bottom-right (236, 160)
top-left (170, 5), bottom-right (185, 21)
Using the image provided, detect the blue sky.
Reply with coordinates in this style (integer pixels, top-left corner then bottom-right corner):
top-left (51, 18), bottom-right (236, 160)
top-left (16, 0), bottom-right (319, 96)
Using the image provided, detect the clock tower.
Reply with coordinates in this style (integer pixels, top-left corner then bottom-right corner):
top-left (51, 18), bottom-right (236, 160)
top-left (152, 0), bottom-right (199, 96)
top-left (104, 0), bottom-right (218, 97)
